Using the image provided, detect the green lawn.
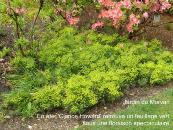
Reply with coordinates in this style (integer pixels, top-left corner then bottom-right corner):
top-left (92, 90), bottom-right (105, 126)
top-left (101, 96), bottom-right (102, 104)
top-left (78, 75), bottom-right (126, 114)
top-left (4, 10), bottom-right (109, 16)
top-left (76, 87), bottom-right (173, 130)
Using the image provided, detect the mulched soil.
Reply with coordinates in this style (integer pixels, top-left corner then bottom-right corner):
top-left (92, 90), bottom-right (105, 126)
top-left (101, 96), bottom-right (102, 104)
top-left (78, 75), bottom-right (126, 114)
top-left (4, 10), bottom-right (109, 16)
top-left (0, 14), bottom-right (173, 130)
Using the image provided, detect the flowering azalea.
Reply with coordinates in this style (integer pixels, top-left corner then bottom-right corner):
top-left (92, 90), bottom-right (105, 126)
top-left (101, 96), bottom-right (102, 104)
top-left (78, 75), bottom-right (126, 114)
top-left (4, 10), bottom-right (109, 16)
top-left (160, 1), bottom-right (171, 12)
top-left (68, 17), bottom-right (79, 25)
top-left (66, 12), bottom-right (79, 25)
top-left (144, 0), bottom-right (149, 4)
top-left (98, 0), bottom-right (115, 7)
top-left (151, 2), bottom-right (161, 12)
top-left (129, 14), bottom-right (140, 25)
top-left (99, 2), bottom-right (123, 27)
top-left (126, 22), bottom-right (133, 32)
top-left (91, 0), bottom-right (171, 33)
top-left (126, 14), bottom-right (140, 32)
top-left (143, 12), bottom-right (149, 18)
top-left (122, 0), bottom-right (131, 9)
top-left (92, 21), bottom-right (104, 30)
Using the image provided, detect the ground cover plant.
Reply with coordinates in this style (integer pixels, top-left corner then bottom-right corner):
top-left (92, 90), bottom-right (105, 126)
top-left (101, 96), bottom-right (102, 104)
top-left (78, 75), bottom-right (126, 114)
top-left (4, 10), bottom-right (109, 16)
top-left (0, 0), bottom-right (173, 123)
top-left (1, 26), bottom-right (173, 117)
top-left (76, 87), bottom-right (173, 130)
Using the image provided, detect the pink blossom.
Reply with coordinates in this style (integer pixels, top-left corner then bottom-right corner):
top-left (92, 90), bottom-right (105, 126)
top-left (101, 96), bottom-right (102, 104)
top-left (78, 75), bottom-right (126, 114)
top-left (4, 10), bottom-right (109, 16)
top-left (151, 1), bottom-right (171, 12)
top-left (126, 23), bottom-right (133, 32)
top-left (99, 6), bottom-right (123, 26)
top-left (66, 12), bottom-right (79, 25)
top-left (99, 10), bottom-right (110, 18)
top-left (15, 8), bottom-right (26, 15)
top-left (129, 14), bottom-right (140, 24)
top-left (91, 21), bottom-right (104, 30)
top-left (136, 0), bottom-right (142, 5)
top-left (68, 17), bottom-right (79, 25)
top-left (143, 12), bottom-right (149, 18)
top-left (98, 0), bottom-right (115, 7)
top-left (160, 2), bottom-right (171, 12)
top-left (144, 0), bottom-right (149, 4)
top-left (151, 2), bottom-right (161, 12)
top-left (115, 1), bottom-right (123, 8)
top-left (95, 0), bottom-right (172, 33)
top-left (135, 0), bottom-right (143, 9)
top-left (126, 14), bottom-right (140, 32)
top-left (100, 8), bottom-right (123, 20)
top-left (123, 0), bottom-right (131, 9)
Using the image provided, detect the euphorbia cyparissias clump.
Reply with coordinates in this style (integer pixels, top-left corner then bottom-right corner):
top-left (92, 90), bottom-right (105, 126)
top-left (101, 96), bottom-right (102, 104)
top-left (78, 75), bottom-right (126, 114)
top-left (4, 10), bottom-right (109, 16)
top-left (92, 0), bottom-right (171, 32)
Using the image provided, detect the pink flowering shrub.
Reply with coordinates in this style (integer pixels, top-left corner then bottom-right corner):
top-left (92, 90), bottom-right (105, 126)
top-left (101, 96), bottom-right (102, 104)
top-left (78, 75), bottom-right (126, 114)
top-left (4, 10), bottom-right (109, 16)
top-left (91, 21), bottom-right (104, 30)
top-left (91, 0), bottom-right (172, 36)
top-left (66, 12), bottom-right (79, 25)
top-left (53, 0), bottom-right (171, 33)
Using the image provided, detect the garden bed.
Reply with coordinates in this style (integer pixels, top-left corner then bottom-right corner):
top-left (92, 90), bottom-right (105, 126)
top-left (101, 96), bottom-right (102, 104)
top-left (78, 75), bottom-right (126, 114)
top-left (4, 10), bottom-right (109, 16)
top-left (0, 81), bottom-right (172, 130)
top-left (1, 0), bottom-right (173, 129)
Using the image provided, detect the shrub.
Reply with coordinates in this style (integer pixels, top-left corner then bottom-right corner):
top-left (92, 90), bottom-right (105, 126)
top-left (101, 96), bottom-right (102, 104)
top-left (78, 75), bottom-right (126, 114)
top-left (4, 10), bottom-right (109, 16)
top-left (2, 27), bottom-right (173, 117)
top-left (64, 75), bottom-right (98, 113)
top-left (3, 85), bottom-right (63, 117)
top-left (2, 90), bottom-right (33, 117)
top-left (150, 62), bottom-right (173, 85)
top-left (10, 56), bottom-right (36, 73)
top-left (90, 0), bottom-right (172, 39)
top-left (32, 85), bottom-right (63, 112)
